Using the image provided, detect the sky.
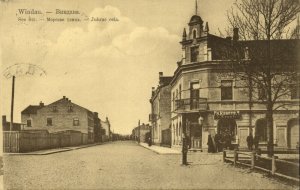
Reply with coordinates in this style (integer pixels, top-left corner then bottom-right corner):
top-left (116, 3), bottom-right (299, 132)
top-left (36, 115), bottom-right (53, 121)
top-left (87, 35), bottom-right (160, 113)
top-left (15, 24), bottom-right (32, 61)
top-left (0, 0), bottom-right (235, 135)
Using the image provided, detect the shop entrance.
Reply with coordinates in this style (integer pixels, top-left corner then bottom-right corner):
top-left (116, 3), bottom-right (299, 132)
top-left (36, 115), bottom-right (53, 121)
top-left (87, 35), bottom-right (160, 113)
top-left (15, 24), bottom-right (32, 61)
top-left (217, 119), bottom-right (237, 147)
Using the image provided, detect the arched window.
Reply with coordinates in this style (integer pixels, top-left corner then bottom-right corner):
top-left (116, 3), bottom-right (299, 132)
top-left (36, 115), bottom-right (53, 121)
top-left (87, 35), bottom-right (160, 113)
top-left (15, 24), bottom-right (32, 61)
top-left (255, 119), bottom-right (268, 142)
top-left (193, 30), bottom-right (197, 39)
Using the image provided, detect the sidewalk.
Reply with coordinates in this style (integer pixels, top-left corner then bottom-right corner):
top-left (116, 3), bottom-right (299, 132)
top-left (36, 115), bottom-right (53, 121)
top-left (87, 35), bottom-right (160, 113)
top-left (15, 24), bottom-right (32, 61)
top-left (139, 143), bottom-right (181, 155)
top-left (3, 142), bottom-right (103, 155)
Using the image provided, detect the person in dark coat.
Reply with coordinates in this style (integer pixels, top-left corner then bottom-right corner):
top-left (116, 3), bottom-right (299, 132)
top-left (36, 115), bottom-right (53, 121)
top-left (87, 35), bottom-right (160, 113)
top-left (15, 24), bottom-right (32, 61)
top-left (207, 134), bottom-right (215, 153)
top-left (214, 133), bottom-right (222, 152)
top-left (246, 133), bottom-right (254, 151)
top-left (253, 135), bottom-right (259, 150)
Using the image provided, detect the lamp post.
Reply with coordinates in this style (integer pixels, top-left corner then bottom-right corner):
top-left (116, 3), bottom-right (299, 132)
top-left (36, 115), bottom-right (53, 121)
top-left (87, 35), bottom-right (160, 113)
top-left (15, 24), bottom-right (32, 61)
top-left (182, 115), bottom-right (203, 166)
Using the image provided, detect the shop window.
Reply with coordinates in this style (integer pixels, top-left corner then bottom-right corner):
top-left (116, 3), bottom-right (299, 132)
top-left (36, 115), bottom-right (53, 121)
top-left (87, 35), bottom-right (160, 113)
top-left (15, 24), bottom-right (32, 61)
top-left (47, 118), bottom-right (52, 126)
top-left (255, 119), bottom-right (268, 142)
top-left (221, 80), bottom-right (233, 100)
top-left (190, 46), bottom-right (198, 62)
top-left (27, 119), bottom-right (32, 127)
top-left (73, 118), bottom-right (79, 126)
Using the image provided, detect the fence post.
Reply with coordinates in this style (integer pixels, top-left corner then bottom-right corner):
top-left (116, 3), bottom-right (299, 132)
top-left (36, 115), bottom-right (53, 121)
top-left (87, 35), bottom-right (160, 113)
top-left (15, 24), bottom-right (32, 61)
top-left (271, 156), bottom-right (276, 175)
top-left (223, 150), bottom-right (226, 162)
top-left (234, 149), bottom-right (238, 166)
top-left (251, 151), bottom-right (255, 169)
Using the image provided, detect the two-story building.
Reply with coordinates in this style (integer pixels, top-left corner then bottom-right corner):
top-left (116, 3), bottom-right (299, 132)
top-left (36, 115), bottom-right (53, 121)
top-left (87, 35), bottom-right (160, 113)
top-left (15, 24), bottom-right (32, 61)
top-left (149, 72), bottom-right (172, 146)
top-left (21, 96), bottom-right (100, 143)
top-left (170, 11), bottom-right (299, 151)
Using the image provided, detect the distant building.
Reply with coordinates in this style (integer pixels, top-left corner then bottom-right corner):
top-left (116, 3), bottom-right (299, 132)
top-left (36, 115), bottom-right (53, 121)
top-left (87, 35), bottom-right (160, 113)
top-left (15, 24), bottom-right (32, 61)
top-left (21, 96), bottom-right (100, 143)
top-left (100, 117), bottom-right (111, 142)
top-left (149, 72), bottom-right (172, 146)
top-left (132, 123), bottom-right (151, 143)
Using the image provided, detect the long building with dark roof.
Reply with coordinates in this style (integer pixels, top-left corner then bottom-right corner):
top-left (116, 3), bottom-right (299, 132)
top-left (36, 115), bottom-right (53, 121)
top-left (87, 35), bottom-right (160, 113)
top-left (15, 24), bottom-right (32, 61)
top-left (21, 96), bottom-right (102, 143)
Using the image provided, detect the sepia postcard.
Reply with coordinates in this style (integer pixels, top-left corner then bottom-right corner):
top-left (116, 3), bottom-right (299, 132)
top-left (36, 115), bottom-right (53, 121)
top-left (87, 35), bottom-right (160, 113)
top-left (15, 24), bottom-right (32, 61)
top-left (0, 0), bottom-right (299, 189)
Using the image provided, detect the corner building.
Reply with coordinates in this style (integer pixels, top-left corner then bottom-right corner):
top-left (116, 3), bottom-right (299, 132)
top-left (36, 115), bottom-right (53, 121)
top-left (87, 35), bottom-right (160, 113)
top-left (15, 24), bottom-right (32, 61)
top-left (170, 12), bottom-right (299, 150)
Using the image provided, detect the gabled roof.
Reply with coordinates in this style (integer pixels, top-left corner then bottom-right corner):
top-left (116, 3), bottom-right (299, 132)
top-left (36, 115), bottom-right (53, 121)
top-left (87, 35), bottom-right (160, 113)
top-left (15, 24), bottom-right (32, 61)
top-left (21, 105), bottom-right (43, 114)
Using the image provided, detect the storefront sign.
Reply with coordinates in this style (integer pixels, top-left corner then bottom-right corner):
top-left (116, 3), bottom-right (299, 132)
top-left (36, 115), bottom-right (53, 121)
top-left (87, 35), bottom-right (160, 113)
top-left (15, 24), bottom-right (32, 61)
top-left (214, 111), bottom-right (240, 119)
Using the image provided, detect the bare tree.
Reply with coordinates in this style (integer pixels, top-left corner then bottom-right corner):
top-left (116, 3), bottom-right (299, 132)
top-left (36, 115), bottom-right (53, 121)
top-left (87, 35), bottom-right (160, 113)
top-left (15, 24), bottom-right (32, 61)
top-left (226, 0), bottom-right (300, 156)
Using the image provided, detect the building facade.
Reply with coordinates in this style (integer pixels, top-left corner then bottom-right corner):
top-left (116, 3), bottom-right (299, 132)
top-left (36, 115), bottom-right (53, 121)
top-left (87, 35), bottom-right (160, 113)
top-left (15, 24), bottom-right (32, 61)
top-left (100, 117), bottom-right (111, 142)
top-left (132, 123), bottom-right (151, 143)
top-left (170, 12), bottom-right (299, 150)
top-left (21, 96), bottom-right (100, 143)
top-left (149, 72), bottom-right (172, 146)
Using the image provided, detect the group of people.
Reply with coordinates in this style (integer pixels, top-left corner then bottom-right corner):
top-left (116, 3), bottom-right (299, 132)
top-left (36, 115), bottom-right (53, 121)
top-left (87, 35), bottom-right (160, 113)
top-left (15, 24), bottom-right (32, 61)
top-left (207, 133), bottom-right (229, 153)
top-left (246, 133), bottom-right (259, 151)
top-left (207, 133), bottom-right (260, 153)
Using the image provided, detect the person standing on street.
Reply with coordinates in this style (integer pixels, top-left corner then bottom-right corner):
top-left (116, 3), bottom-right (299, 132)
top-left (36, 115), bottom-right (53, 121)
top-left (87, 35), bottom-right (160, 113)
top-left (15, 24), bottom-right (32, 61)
top-left (207, 134), bottom-right (215, 153)
top-left (214, 133), bottom-right (222, 152)
top-left (246, 133), bottom-right (254, 151)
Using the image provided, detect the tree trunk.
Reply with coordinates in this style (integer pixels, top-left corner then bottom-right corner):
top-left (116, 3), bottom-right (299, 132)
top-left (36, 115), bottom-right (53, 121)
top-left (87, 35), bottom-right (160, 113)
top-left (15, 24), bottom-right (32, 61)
top-left (266, 101), bottom-right (274, 157)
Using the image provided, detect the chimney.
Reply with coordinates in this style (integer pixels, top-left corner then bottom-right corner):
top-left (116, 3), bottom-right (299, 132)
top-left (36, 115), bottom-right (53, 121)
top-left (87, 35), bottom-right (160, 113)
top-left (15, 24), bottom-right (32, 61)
top-left (94, 112), bottom-right (98, 117)
top-left (39, 101), bottom-right (44, 107)
top-left (66, 98), bottom-right (68, 101)
top-left (2, 115), bottom-right (6, 125)
top-left (63, 96), bottom-right (66, 99)
top-left (159, 72), bottom-right (163, 77)
top-left (233, 28), bottom-right (239, 41)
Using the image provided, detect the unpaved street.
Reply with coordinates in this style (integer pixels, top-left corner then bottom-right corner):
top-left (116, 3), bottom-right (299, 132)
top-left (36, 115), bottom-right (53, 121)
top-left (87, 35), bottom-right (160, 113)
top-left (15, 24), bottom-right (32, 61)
top-left (3, 141), bottom-right (296, 189)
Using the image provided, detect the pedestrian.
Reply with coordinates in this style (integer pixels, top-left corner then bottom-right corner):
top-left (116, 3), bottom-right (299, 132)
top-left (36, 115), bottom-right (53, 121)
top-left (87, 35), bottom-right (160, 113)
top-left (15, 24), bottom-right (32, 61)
top-left (147, 137), bottom-right (152, 146)
top-left (246, 133), bottom-right (254, 151)
top-left (253, 135), bottom-right (259, 150)
top-left (207, 134), bottom-right (215, 153)
top-left (214, 133), bottom-right (222, 152)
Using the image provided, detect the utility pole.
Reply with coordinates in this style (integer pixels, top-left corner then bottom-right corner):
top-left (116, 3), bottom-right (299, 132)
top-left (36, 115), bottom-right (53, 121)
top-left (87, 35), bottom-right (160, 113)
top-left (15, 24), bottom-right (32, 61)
top-left (9, 76), bottom-right (15, 152)
top-left (138, 120), bottom-right (140, 143)
top-left (182, 120), bottom-right (189, 165)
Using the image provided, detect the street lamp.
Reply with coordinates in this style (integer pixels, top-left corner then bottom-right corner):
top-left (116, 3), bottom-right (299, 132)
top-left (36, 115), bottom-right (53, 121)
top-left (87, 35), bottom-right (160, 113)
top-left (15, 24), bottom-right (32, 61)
top-left (182, 115), bottom-right (204, 165)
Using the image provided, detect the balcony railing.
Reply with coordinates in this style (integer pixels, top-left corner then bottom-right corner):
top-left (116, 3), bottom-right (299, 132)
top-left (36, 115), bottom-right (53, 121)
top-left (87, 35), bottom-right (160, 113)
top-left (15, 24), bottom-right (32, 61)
top-left (175, 98), bottom-right (208, 112)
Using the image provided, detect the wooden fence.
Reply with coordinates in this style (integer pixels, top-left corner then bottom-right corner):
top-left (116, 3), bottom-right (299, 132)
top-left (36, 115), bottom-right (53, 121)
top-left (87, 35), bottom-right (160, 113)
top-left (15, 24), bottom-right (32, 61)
top-left (223, 149), bottom-right (299, 183)
top-left (3, 130), bottom-right (89, 153)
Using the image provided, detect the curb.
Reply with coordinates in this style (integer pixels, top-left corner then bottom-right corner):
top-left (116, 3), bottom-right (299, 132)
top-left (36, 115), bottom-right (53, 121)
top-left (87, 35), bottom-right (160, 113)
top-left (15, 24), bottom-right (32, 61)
top-left (139, 143), bottom-right (181, 155)
top-left (3, 143), bottom-right (104, 156)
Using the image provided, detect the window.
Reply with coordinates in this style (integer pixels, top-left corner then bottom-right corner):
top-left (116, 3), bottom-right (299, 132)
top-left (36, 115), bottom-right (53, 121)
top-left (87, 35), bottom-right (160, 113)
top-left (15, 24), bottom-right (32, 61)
top-left (190, 82), bottom-right (200, 109)
top-left (27, 120), bottom-right (32, 127)
top-left (258, 84), bottom-right (267, 100)
top-left (291, 84), bottom-right (300, 99)
top-left (179, 85), bottom-right (182, 99)
top-left (190, 46), bottom-right (198, 62)
top-left (68, 105), bottom-right (73, 112)
top-left (193, 30), bottom-right (197, 39)
top-left (52, 106), bottom-right (57, 112)
top-left (255, 119), bottom-right (268, 142)
top-left (221, 80), bottom-right (233, 100)
top-left (47, 118), bottom-right (52, 126)
top-left (73, 118), bottom-right (79, 126)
